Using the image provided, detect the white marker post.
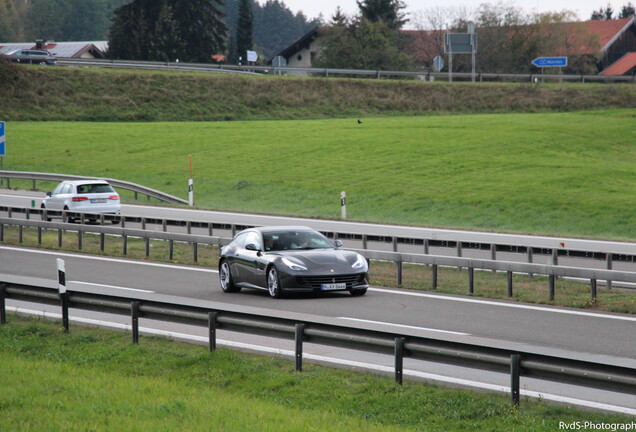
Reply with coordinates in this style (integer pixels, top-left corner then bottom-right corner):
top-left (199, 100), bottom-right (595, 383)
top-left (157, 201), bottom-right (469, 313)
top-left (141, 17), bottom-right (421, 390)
top-left (188, 155), bottom-right (194, 206)
top-left (57, 258), bottom-right (69, 332)
top-left (341, 191), bottom-right (346, 219)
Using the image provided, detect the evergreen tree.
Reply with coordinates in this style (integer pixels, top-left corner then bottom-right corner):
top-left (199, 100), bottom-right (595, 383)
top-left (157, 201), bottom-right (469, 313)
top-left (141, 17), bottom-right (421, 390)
top-left (171, 0), bottom-right (227, 62)
top-left (619, 2), bottom-right (635, 17)
top-left (331, 6), bottom-right (348, 27)
top-left (357, 0), bottom-right (407, 29)
top-left (236, 0), bottom-right (253, 63)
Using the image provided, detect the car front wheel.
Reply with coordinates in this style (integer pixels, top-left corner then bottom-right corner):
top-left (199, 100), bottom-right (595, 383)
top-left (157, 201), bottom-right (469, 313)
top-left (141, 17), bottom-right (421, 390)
top-left (219, 260), bottom-right (240, 293)
top-left (267, 266), bottom-right (282, 298)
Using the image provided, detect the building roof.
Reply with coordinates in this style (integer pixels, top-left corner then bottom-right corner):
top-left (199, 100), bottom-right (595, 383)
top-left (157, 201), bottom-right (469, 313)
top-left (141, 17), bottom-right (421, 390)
top-left (564, 17), bottom-right (635, 55)
top-left (0, 41), bottom-right (108, 58)
top-left (601, 51), bottom-right (636, 75)
top-left (272, 27), bottom-right (320, 62)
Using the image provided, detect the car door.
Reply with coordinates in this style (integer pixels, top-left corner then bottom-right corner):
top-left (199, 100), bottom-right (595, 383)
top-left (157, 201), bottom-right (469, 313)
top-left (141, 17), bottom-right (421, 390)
top-left (242, 231), bottom-right (266, 287)
top-left (47, 182), bottom-right (70, 210)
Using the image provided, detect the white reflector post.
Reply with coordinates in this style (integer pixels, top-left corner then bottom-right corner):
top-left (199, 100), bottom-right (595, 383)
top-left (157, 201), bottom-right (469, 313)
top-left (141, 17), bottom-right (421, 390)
top-left (57, 258), bottom-right (66, 294)
top-left (188, 154), bottom-right (194, 206)
top-left (341, 191), bottom-right (346, 219)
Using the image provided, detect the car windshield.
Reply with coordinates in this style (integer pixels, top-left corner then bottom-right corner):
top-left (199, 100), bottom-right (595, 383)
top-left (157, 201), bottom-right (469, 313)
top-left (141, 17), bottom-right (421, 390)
top-left (263, 230), bottom-right (335, 251)
top-left (76, 183), bottom-right (115, 194)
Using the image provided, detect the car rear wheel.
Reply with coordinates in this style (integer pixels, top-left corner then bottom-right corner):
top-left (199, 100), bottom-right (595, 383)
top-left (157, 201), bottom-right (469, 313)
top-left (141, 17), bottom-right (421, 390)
top-left (267, 266), bottom-right (282, 298)
top-left (219, 260), bottom-right (240, 293)
top-left (40, 204), bottom-right (51, 222)
top-left (350, 288), bottom-right (367, 296)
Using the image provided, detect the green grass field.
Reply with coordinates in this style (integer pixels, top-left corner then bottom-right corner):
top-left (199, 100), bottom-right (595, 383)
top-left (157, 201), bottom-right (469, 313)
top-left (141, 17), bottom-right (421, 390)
top-left (5, 109), bottom-right (636, 240)
top-left (1, 316), bottom-right (632, 431)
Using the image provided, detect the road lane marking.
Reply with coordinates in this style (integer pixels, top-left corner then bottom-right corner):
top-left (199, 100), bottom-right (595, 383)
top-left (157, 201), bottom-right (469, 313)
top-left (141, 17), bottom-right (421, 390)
top-left (6, 305), bottom-right (636, 416)
top-left (0, 245), bottom-right (218, 273)
top-left (337, 317), bottom-right (470, 336)
top-left (369, 287), bottom-right (636, 322)
top-left (71, 281), bottom-right (154, 293)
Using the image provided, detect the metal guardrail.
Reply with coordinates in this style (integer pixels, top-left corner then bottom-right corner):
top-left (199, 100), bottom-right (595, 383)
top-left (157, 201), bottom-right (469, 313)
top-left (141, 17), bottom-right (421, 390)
top-left (0, 171), bottom-right (188, 205)
top-left (1, 214), bottom-right (635, 302)
top-left (57, 57), bottom-right (636, 84)
top-left (1, 280), bottom-right (635, 408)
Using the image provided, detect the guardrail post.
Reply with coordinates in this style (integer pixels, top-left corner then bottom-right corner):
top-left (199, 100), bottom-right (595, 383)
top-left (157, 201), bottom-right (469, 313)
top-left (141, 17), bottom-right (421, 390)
top-left (32, 179), bottom-right (36, 191)
top-left (527, 247), bottom-right (534, 277)
top-left (208, 223), bottom-right (213, 237)
top-left (80, 213), bottom-right (85, 225)
top-left (6, 178), bottom-right (9, 189)
top-left (38, 226), bottom-right (42, 244)
top-left (468, 267), bottom-right (474, 294)
top-left (193, 243), bottom-right (198, 262)
top-left (295, 323), bottom-right (305, 372)
top-left (392, 237), bottom-right (398, 252)
top-left (100, 233), bottom-right (105, 251)
top-left (162, 219), bottom-right (167, 232)
top-left (490, 244), bottom-right (496, 273)
top-left (100, 214), bottom-right (104, 226)
top-left (432, 264), bottom-right (438, 290)
top-left (395, 337), bottom-right (405, 385)
top-left (1, 284), bottom-right (6, 324)
top-left (78, 229), bottom-right (82, 250)
top-left (456, 242), bottom-right (462, 271)
top-left (145, 238), bottom-right (150, 257)
top-left (26, 208), bottom-right (30, 220)
top-left (362, 235), bottom-right (367, 249)
top-left (122, 235), bottom-right (127, 255)
top-left (58, 228), bottom-right (63, 247)
top-left (231, 225), bottom-right (236, 237)
top-left (131, 301), bottom-right (140, 344)
top-left (424, 239), bottom-right (429, 255)
top-left (396, 260), bottom-right (402, 286)
top-left (208, 312), bottom-right (217, 352)
top-left (142, 217), bottom-right (146, 230)
top-left (169, 240), bottom-right (174, 260)
top-left (187, 221), bottom-right (191, 235)
top-left (590, 278), bottom-right (597, 302)
top-left (0, 222), bottom-right (3, 241)
top-left (549, 274), bottom-right (555, 301)
top-left (62, 210), bottom-right (67, 223)
top-left (507, 271), bottom-right (513, 297)
top-left (510, 354), bottom-right (521, 407)
top-left (606, 253), bottom-right (613, 290)
top-left (18, 225), bottom-right (23, 243)
top-left (552, 249), bottom-right (558, 281)
top-left (134, 191), bottom-right (138, 200)
top-left (7, 207), bottom-right (12, 218)
top-left (61, 291), bottom-right (69, 333)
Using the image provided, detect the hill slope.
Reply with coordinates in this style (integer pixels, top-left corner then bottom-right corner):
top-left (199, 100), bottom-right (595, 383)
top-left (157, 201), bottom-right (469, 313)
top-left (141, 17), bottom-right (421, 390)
top-left (1, 62), bottom-right (635, 121)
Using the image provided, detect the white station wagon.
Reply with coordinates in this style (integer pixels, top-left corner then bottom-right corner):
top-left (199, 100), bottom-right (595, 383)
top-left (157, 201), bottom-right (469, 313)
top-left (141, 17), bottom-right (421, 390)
top-left (41, 180), bottom-right (121, 223)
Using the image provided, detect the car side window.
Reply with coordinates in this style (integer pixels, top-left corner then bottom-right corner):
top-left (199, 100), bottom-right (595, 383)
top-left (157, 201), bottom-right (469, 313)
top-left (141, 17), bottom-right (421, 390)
top-left (244, 232), bottom-right (262, 250)
top-left (62, 184), bottom-right (73, 194)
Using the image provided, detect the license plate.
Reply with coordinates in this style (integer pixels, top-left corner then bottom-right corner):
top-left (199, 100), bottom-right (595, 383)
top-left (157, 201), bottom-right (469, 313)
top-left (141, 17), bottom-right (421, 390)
top-left (321, 283), bottom-right (346, 291)
top-left (90, 199), bottom-right (106, 203)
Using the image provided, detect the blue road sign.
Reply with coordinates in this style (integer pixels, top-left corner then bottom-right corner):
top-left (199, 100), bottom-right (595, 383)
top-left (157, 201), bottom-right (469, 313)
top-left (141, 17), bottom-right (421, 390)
top-left (0, 121), bottom-right (5, 156)
top-left (532, 57), bottom-right (567, 68)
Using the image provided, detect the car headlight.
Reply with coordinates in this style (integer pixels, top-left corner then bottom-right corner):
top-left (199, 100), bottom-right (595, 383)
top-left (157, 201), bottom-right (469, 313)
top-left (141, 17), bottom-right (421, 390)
top-left (352, 254), bottom-right (367, 270)
top-left (282, 257), bottom-right (308, 271)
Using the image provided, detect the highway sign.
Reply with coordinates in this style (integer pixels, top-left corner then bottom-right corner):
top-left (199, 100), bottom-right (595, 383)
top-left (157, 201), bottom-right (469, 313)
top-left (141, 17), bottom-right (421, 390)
top-left (0, 121), bottom-right (5, 156)
top-left (433, 55), bottom-right (444, 72)
top-left (532, 57), bottom-right (567, 68)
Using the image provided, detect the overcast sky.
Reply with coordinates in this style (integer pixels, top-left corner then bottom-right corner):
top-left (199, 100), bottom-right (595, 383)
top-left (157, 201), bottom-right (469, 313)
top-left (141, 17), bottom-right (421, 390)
top-left (268, 0), bottom-right (632, 28)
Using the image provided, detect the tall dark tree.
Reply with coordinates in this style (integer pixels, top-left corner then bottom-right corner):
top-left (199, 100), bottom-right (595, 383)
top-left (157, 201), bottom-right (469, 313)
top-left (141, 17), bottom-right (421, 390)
top-left (357, 0), bottom-right (407, 29)
top-left (171, 0), bottom-right (227, 62)
top-left (236, 0), bottom-right (253, 63)
top-left (331, 6), bottom-right (348, 27)
top-left (109, 0), bottom-right (226, 62)
top-left (619, 2), bottom-right (635, 17)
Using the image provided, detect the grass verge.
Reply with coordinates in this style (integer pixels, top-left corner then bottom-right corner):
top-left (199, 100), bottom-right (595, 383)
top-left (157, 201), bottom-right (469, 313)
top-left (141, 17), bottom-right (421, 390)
top-left (3, 225), bottom-right (635, 314)
top-left (1, 315), bottom-right (633, 431)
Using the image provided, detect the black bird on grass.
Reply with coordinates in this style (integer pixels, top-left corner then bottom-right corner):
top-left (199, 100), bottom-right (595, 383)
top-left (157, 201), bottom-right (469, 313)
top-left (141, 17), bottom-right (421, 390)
top-left (357, 119), bottom-right (362, 124)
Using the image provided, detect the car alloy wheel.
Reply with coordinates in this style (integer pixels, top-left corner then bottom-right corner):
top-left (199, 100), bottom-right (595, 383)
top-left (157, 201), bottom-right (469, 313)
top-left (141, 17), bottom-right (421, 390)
top-left (267, 267), bottom-right (282, 298)
top-left (219, 260), bottom-right (237, 292)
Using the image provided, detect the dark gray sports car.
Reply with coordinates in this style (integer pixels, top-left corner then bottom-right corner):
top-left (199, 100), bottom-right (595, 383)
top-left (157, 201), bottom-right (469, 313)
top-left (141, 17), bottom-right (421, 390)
top-left (218, 226), bottom-right (369, 298)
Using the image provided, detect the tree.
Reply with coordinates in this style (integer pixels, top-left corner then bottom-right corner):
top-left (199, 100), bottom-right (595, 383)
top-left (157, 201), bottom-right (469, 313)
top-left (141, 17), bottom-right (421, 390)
top-left (314, 19), bottom-right (413, 71)
top-left (236, 0), bottom-right (253, 62)
top-left (109, 0), bottom-right (227, 62)
top-left (619, 2), bottom-right (635, 17)
top-left (357, 0), bottom-right (407, 30)
top-left (591, 3), bottom-right (615, 19)
top-left (331, 6), bottom-right (349, 27)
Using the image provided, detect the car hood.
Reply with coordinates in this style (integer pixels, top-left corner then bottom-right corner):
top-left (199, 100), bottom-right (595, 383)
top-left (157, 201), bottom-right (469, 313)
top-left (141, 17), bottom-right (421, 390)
top-left (269, 249), bottom-right (360, 270)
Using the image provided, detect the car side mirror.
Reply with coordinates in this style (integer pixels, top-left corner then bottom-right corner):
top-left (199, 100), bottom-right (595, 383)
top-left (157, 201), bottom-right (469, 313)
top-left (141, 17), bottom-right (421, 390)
top-left (46, 192), bottom-right (52, 197)
top-left (334, 240), bottom-right (343, 248)
top-left (245, 243), bottom-right (259, 251)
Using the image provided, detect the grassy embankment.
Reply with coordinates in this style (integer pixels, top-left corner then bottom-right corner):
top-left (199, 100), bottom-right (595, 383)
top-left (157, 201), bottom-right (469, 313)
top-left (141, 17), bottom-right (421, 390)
top-left (1, 62), bottom-right (635, 121)
top-left (1, 316), bottom-right (632, 431)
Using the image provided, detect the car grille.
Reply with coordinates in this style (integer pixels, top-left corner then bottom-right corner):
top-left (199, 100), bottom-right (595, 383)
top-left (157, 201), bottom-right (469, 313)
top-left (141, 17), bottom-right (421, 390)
top-left (296, 274), bottom-right (366, 289)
